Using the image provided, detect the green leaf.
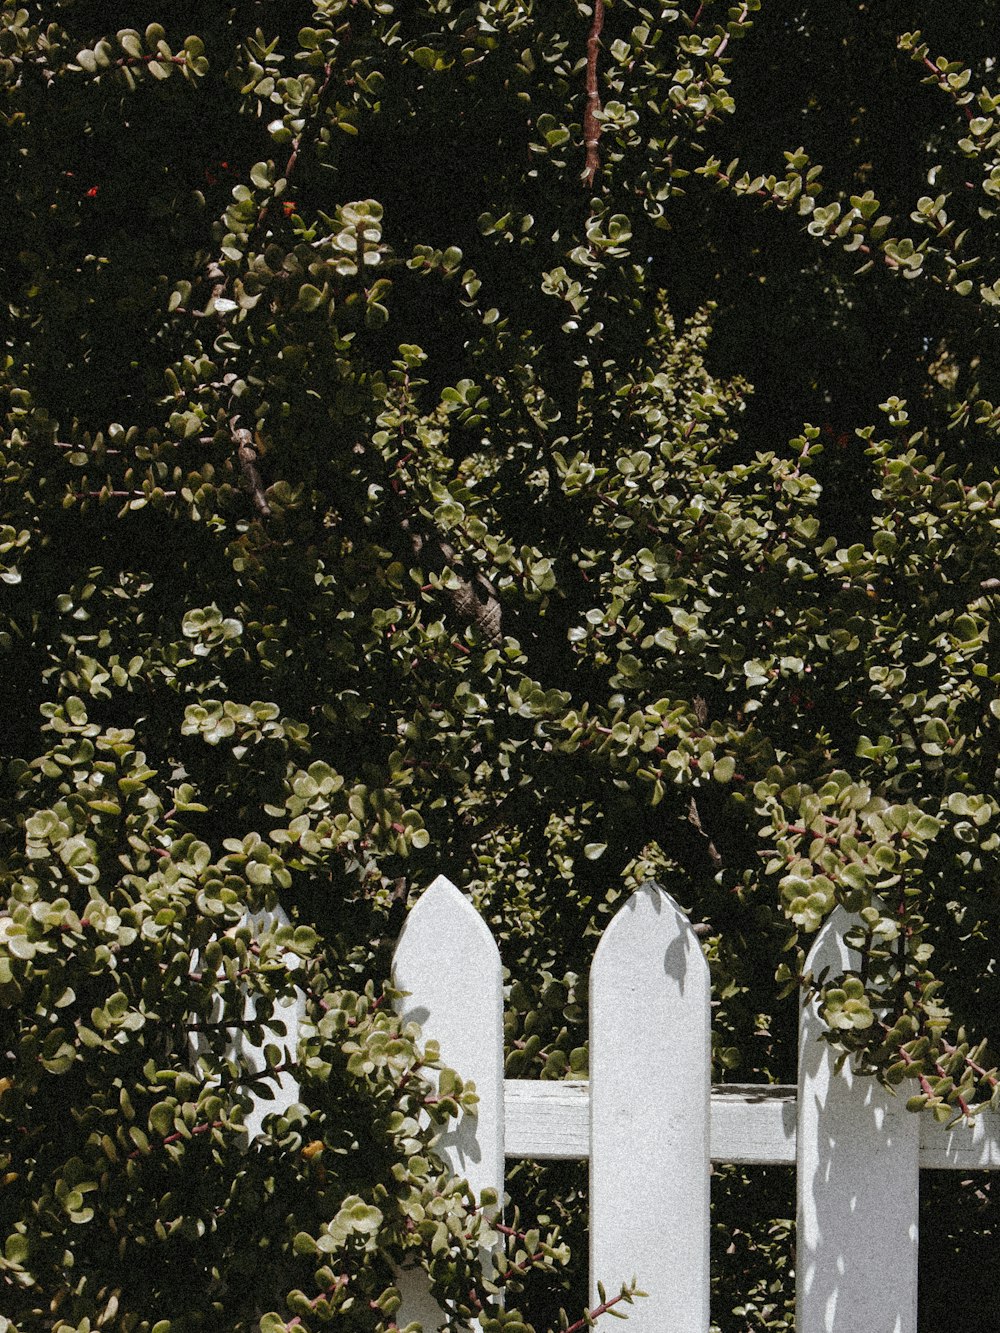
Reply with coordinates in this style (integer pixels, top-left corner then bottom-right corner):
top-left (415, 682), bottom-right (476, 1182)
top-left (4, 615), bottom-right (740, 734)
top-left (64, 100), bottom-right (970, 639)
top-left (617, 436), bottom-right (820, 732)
top-left (297, 282), bottom-right (325, 312)
top-left (149, 1102), bottom-right (175, 1136)
top-left (713, 756), bottom-right (736, 783)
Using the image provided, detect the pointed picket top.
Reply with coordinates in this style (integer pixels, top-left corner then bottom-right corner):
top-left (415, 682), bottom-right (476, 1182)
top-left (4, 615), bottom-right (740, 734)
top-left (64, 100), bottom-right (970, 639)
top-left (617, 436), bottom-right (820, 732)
top-left (392, 876), bottom-right (505, 1330)
top-left (590, 882), bottom-right (711, 1333)
top-left (392, 873), bottom-right (505, 1196)
top-left (797, 907), bottom-right (919, 1333)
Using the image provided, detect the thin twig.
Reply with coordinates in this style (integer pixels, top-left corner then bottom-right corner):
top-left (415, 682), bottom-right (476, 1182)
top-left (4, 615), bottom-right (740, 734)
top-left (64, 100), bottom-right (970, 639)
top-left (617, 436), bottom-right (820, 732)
top-left (564, 1289), bottom-right (632, 1333)
top-left (257, 62), bottom-right (335, 228)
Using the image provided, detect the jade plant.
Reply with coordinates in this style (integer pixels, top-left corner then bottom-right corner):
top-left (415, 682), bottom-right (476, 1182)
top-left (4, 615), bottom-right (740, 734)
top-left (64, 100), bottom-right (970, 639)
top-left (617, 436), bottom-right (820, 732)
top-left (3, 2), bottom-right (1000, 1329)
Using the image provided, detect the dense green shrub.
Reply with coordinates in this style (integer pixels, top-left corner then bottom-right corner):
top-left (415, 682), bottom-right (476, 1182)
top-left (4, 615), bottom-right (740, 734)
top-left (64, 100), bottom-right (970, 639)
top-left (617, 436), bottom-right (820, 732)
top-left (3, 2), bottom-right (1000, 1329)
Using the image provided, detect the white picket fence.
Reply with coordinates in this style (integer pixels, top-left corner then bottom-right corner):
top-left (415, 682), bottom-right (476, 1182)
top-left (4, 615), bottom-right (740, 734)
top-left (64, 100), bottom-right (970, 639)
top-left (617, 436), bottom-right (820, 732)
top-left (384, 875), bottom-right (1000, 1333)
top-left (244, 876), bottom-right (1000, 1330)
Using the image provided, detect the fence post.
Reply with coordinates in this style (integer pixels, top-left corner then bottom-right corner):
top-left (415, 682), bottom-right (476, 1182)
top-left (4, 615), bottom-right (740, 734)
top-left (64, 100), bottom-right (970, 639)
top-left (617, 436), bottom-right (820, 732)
top-left (392, 874), bottom-right (505, 1327)
top-left (590, 881), bottom-right (711, 1332)
top-left (797, 908), bottom-right (919, 1333)
top-left (236, 905), bottom-right (304, 1141)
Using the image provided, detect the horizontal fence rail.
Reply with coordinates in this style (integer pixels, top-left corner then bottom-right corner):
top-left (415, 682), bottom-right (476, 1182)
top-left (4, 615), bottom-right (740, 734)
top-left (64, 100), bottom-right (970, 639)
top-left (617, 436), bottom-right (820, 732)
top-left (503, 1078), bottom-right (1000, 1168)
top-left (247, 875), bottom-right (1000, 1332)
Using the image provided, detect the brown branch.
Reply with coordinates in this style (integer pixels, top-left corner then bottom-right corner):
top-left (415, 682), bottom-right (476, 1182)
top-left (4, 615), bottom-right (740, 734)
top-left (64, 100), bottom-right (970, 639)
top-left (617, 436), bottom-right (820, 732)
top-left (231, 417), bottom-right (271, 518)
top-left (582, 0), bottom-right (605, 187)
top-left (687, 795), bottom-right (723, 871)
top-left (119, 53), bottom-right (188, 69)
top-left (404, 519), bottom-right (502, 644)
top-left (257, 61), bottom-right (335, 228)
top-left (940, 1037), bottom-right (999, 1089)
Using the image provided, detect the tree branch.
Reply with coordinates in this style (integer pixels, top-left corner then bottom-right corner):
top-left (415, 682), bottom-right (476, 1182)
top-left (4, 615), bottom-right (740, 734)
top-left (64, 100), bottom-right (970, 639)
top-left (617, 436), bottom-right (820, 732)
top-left (582, 0), bottom-right (605, 187)
top-left (231, 417), bottom-right (271, 518)
top-left (404, 519), bottom-right (502, 644)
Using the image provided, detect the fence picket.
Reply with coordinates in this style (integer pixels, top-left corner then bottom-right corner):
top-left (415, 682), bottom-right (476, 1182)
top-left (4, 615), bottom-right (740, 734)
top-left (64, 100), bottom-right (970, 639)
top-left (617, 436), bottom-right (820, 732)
top-left (238, 906), bottom-right (303, 1141)
top-left (391, 874), bottom-right (505, 1328)
top-left (235, 874), bottom-right (991, 1327)
top-left (590, 881), bottom-right (711, 1332)
top-left (797, 908), bottom-right (919, 1333)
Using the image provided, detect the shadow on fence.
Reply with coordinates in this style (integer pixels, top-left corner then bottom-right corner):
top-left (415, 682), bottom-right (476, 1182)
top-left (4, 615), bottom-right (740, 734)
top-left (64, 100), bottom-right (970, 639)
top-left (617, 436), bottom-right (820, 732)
top-left (247, 876), bottom-right (1000, 1332)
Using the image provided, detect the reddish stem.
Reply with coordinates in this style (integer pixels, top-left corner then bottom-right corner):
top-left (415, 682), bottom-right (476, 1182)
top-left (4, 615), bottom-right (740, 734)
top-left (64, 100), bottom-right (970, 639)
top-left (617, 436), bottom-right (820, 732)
top-left (921, 55), bottom-right (975, 123)
top-left (714, 3), bottom-right (748, 60)
top-left (128, 1118), bottom-right (222, 1160)
top-left (564, 1289), bottom-right (632, 1333)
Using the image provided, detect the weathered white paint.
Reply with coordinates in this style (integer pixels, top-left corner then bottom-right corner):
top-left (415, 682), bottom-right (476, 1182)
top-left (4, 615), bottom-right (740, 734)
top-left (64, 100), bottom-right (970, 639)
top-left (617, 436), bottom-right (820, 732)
top-left (392, 874), bottom-right (505, 1196)
top-left (238, 987), bottom-right (303, 1140)
top-left (238, 876), bottom-right (1000, 1329)
top-left (505, 1079), bottom-right (591, 1159)
top-left (504, 1078), bottom-right (1000, 1167)
top-left (919, 1110), bottom-right (1000, 1168)
top-left (197, 907), bottom-right (304, 1141)
top-left (239, 905), bottom-right (303, 1140)
top-left (709, 1084), bottom-right (798, 1166)
top-left (797, 909), bottom-right (919, 1333)
top-left (391, 874), bottom-right (505, 1329)
top-left (505, 1079), bottom-right (798, 1165)
top-left (590, 882), bottom-right (711, 1332)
